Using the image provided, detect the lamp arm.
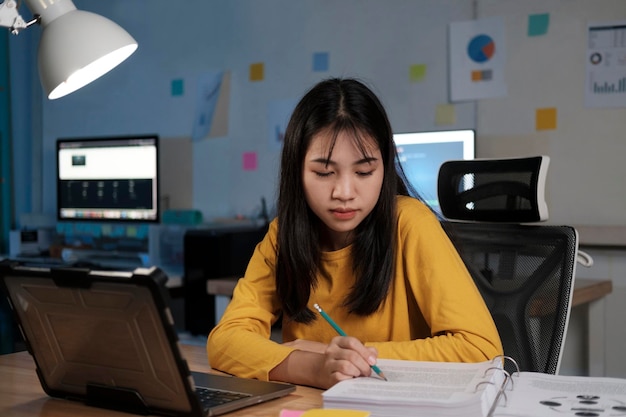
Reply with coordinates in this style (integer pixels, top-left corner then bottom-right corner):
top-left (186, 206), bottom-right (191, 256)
top-left (0, 0), bottom-right (39, 34)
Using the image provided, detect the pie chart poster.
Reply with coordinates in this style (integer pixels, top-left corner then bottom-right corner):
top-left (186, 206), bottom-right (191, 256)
top-left (449, 16), bottom-right (507, 102)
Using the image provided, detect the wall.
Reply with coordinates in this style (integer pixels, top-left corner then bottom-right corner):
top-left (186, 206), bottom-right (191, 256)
top-left (27, 0), bottom-right (476, 223)
top-left (475, 0), bottom-right (626, 378)
top-left (476, 0), bottom-right (626, 227)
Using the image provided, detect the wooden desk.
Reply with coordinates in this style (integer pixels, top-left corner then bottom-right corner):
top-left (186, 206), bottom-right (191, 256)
top-left (0, 280), bottom-right (614, 417)
top-left (0, 344), bottom-right (323, 417)
top-left (207, 276), bottom-right (613, 307)
top-left (573, 279), bottom-right (613, 377)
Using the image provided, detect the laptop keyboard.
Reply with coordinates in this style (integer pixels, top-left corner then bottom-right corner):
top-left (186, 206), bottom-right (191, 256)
top-left (195, 387), bottom-right (252, 408)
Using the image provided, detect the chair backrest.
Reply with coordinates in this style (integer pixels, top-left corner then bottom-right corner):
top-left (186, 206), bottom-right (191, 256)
top-left (437, 156), bottom-right (579, 374)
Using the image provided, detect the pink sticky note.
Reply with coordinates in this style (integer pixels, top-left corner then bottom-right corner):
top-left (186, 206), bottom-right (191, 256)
top-left (279, 410), bottom-right (305, 417)
top-left (242, 152), bottom-right (258, 171)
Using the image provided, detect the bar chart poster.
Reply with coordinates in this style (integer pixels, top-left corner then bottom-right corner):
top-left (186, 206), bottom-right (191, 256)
top-left (449, 16), bottom-right (507, 102)
top-left (585, 21), bottom-right (626, 108)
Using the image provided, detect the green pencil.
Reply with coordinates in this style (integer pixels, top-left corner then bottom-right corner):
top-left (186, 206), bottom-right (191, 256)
top-left (313, 303), bottom-right (388, 381)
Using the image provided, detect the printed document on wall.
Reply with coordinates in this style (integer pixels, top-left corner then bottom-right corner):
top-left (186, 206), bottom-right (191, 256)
top-left (585, 21), bottom-right (626, 108)
top-left (192, 70), bottom-right (231, 141)
top-left (449, 17), bottom-right (507, 102)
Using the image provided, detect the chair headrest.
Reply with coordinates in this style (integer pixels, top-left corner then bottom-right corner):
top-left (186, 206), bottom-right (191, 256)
top-left (437, 156), bottom-right (550, 223)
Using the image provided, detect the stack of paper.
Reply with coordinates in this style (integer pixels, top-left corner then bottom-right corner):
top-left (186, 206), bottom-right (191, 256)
top-left (322, 358), bottom-right (505, 417)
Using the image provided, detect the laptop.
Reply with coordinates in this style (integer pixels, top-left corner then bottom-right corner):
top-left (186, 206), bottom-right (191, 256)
top-left (0, 259), bottom-right (295, 416)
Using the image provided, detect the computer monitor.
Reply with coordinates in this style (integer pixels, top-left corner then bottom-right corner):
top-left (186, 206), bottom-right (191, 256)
top-left (56, 134), bottom-right (160, 223)
top-left (394, 129), bottom-right (475, 214)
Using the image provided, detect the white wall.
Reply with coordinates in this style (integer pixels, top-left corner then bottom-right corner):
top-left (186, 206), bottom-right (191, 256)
top-left (476, 0), bottom-right (626, 227)
top-left (475, 0), bottom-right (626, 377)
top-left (36, 0), bottom-right (476, 222)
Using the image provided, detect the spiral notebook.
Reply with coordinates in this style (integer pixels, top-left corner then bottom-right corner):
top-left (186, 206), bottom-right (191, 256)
top-left (0, 260), bottom-right (295, 417)
top-left (322, 356), bottom-right (626, 417)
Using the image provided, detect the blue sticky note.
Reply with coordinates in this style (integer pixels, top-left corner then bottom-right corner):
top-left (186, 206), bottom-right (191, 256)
top-left (528, 13), bottom-right (549, 37)
top-left (171, 78), bottom-right (184, 96)
top-left (313, 52), bottom-right (329, 72)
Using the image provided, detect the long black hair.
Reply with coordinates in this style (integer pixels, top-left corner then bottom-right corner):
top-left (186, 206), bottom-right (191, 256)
top-left (276, 78), bottom-right (415, 323)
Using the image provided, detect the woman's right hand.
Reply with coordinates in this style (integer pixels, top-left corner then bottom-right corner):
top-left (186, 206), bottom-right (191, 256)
top-left (271, 336), bottom-right (379, 389)
top-left (320, 336), bottom-right (378, 383)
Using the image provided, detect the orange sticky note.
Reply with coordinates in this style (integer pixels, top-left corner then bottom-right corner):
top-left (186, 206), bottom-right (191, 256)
top-left (249, 62), bottom-right (264, 81)
top-left (536, 107), bottom-right (557, 130)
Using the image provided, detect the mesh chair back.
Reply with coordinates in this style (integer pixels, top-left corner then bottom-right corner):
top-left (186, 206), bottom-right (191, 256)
top-left (443, 222), bottom-right (577, 374)
top-left (437, 156), bottom-right (578, 374)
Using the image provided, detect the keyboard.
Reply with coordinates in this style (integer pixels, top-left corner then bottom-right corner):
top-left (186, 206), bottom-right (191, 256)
top-left (195, 387), bottom-right (252, 408)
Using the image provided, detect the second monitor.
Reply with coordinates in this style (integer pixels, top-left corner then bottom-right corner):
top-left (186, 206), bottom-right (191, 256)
top-left (394, 129), bottom-right (475, 215)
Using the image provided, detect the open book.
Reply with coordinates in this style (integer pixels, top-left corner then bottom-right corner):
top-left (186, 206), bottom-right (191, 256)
top-left (322, 357), bottom-right (626, 417)
top-left (322, 357), bottom-right (507, 417)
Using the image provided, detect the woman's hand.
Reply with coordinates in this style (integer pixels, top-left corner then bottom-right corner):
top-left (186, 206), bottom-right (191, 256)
top-left (272, 336), bottom-right (380, 389)
top-left (321, 336), bottom-right (379, 384)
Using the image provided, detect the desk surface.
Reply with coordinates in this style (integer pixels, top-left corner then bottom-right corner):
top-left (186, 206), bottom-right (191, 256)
top-left (208, 277), bottom-right (613, 308)
top-left (0, 344), bottom-right (323, 417)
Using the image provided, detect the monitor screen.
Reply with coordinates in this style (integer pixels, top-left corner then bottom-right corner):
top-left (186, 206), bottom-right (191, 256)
top-left (394, 129), bottom-right (475, 214)
top-left (56, 135), bottom-right (160, 223)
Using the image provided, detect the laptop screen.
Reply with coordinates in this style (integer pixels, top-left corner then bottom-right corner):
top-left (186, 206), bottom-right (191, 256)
top-left (1, 264), bottom-right (203, 416)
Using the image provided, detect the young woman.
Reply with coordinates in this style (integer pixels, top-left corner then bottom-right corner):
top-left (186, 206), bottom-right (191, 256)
top-left (207, 78), bottom-right (502, 389)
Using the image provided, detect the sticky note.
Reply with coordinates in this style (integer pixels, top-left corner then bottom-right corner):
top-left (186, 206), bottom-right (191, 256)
top-left (303, 410), bottom-right (370, 417)
top-left (528, 13), bottom-right (550, 37)
top-left (279, 410), bottom-right (305, 417)
top-left (250, 62), bottom-right (264, 81)
top-left (409, 64), bottom-right (427, 82)
top-left (126, 226), bottom-right (137, 238)
top-left (280, 410), bottom-right (370, 417)
top-left (313, 52), bottom-right (329, 72)
top-left (536, 107), bottom-right (557, 130)
top-left (171, 78), bottom-right (184, 96)
top-left (435, 104), bottom-right (456, 126)
top-left (242, 151), bottom-right (258, 171)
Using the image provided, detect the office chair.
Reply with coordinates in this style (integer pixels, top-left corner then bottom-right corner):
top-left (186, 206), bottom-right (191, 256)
top-left (437, 156), bottom-right (579, 374)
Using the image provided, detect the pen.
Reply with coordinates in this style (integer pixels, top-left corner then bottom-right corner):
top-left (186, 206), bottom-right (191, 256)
top-left (313, 303), bottom-right (388, 381)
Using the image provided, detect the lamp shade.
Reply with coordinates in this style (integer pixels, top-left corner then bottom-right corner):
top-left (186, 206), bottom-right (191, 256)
top-left (37, 9), bottom-right (137, 99)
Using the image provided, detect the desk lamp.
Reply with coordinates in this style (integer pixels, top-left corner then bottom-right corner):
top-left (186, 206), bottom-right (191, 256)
top-left (0, 0), bottom-right (137, 99)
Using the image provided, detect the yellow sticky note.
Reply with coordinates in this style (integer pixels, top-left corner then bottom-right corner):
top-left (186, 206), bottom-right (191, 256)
top-left (536, 107), bottom-right (557, 130)
top-left (435, 103), bottom-right (456, 126)
top-left (249, 62), bottom-right (264, 81)
top-left (409, 64), bottom-right (426, 82)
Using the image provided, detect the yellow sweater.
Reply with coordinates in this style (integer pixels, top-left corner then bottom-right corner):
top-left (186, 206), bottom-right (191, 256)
top-left (208, 196), bottom-right (503, 380)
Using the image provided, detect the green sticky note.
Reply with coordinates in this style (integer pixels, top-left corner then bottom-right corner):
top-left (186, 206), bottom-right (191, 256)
top-left (528, 13), bottom-right (550, 37)
top-left (409, 64), bottom-right (427, 82)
